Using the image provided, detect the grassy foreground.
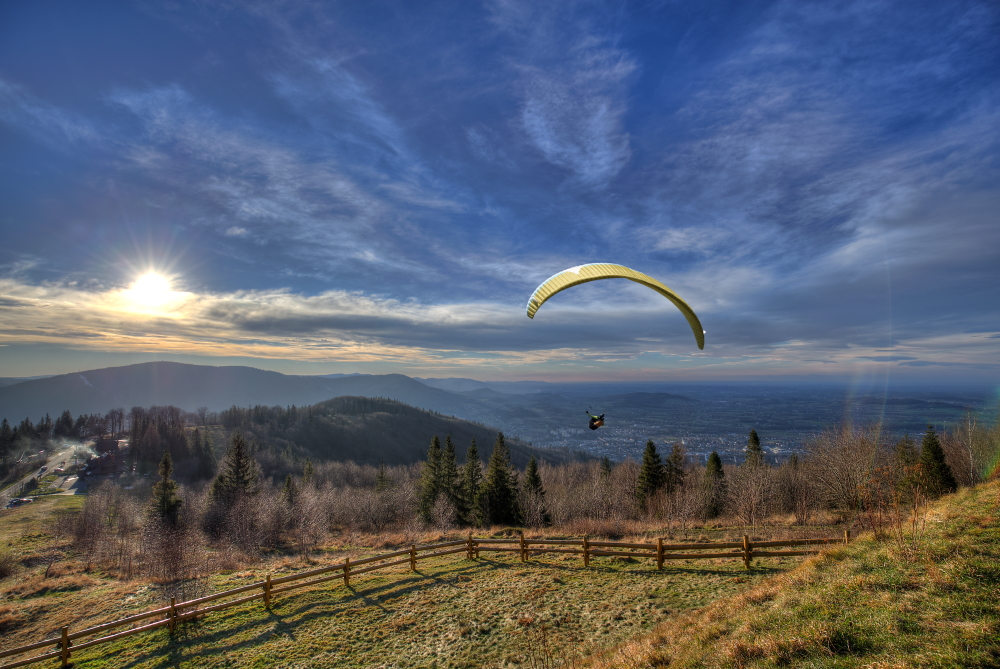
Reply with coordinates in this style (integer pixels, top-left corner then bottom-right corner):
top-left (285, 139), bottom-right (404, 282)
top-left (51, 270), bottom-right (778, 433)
top-left (587, 480), bottom-right (1000, 668)
top-left (1, 497), bottom-right (805, 669)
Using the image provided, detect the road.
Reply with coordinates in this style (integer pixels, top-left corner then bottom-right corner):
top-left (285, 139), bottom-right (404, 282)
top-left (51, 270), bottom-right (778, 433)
top-left (1, 442), bottom-right (86, 501)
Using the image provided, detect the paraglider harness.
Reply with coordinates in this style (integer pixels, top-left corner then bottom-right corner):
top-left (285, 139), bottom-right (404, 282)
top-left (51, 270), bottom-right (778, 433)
top-left (586, 410), bottom-right (605, 430)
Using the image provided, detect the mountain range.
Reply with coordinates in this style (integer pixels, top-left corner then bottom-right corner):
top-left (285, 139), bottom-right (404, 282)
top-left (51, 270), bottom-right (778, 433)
top-left (0, 362), bottom-right (486, 423)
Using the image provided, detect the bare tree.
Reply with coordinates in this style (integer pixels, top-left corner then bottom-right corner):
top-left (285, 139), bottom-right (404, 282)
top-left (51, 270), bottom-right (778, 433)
top-left (804, 423), bottom-right (889, 512)
top-left (727, 462), bottom-right (773, 532)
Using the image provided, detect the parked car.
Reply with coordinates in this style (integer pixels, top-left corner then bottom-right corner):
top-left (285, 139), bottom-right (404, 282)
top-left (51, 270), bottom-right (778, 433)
top-left (5, 498), bottom-right (33, 509)
top-left (53, 468), bottom-right (65, 474)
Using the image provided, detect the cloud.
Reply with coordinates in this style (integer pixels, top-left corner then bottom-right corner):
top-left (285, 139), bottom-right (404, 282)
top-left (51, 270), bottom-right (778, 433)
top-left (0, 78), bottom-right (99, 148)
top-left (488, 3), bottom-right (636, 188)
top-left (855, 356), bottom-right (917, 362)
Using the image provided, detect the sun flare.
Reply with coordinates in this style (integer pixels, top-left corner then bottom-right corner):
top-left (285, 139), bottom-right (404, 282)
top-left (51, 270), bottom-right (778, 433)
top-left (128, 273), bottom-right (174, 307)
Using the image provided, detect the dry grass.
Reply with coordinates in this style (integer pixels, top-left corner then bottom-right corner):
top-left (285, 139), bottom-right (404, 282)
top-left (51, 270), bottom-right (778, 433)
top-left (0, 497), bottom-right (823, 668)
top-left (583, 480), bottom-right (1000, 668)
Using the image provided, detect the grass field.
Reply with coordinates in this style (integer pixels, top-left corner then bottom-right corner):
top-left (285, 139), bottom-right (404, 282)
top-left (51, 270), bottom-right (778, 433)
top-left (1, 497), bottom-right (808, 669)
top-left (589, 480), bottom-right (1000, 668)
top-left (8, 483), bottom-right (995, 669)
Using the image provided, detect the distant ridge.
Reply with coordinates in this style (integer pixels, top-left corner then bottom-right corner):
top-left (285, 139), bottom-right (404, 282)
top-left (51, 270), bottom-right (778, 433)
top-left (416, 377), bottom-right (554, 394)
top-left (0, 362), bottom-right (484, 423)
top-left (0, 375), bottom-right (52, 388)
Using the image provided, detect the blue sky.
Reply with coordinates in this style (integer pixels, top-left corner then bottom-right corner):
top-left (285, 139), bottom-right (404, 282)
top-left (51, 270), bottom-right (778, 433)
top-left (1, 0), bottom-right (998, 385)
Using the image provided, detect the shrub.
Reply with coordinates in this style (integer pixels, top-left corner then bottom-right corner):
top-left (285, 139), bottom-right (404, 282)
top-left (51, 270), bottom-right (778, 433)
top-left (0, 550), bottom-right (19, 580)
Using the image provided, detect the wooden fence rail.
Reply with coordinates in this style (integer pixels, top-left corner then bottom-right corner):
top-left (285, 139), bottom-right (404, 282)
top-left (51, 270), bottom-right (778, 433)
top-left (0, 531), bottom-right (848, 668)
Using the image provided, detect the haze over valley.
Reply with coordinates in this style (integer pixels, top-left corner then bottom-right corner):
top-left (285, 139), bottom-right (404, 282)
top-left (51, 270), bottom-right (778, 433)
top-left (1, 361), bottom-right (991, 465)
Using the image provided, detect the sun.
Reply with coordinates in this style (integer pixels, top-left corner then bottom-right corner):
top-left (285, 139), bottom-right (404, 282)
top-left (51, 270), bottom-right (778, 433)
top-left (128, 273), bottom-right (174, 307)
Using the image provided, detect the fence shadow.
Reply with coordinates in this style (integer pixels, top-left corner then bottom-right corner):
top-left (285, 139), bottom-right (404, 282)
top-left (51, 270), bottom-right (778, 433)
top-left (2, 534), bottom-right (845, 669)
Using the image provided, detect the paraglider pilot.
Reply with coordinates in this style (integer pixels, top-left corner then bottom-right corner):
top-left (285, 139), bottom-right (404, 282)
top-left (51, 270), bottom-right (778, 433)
top-left (586, 411), bottom-right (605, 430)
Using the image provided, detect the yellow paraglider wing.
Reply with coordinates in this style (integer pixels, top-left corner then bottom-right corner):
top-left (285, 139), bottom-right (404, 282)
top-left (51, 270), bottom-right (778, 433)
top-left (525, 263), bottom-right (705, 350)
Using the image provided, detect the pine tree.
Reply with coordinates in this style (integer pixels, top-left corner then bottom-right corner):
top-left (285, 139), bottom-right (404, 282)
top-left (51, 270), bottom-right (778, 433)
top-left (209, 430), bottom-right (260, 503)
top-left (703, 451), bottom-right (726, 518)
top-left (53, 410), bottom-right (74, 438)
top-left (477, 432), bottom-right (522, 526)
top-left (196, 428), bottom-right (217, 480)
top-left (636, 440), bottom-right (665, 509)
top-left (746, 429), bottom-right (764, 467)
top-left (0, 418), bottom-right (12, 460)
top-left (665, 442), bottom-right (686, 494)
top-left (151, 448), bottom-right (182, 525)
top-left (462, 439), bottom-right (483, 525)
top-left (918, 425), bottom-right (957, 498)
top-left (281, 474), bottom-right (298, 508)
top-left (375, 461), bottom-right (391, 492)
top-left (303, 459), bottom-right (315, 486)
top-left (894, 434), bottom-right (918, 466)
top-left (600, 456), bottom-right (613, 479)
top-left (522, 455), bottom-right (550, 525)
top-left (418, 436), bottom-right (443, 523)
top-left (438, 435), bottom-right (460, 507)
top-left (524, 456), bottom-right (543, 495)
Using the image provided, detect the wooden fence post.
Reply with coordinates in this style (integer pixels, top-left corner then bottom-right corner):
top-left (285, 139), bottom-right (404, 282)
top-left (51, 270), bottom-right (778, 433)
top-left (583, 535), bottom-right (590, 567)
top-left (742, 535), bottom-right (751, 571)
top-left (169, 597), bottom-right (177, 634)
top-left (410, 545), bottom-right (417, 571)
top-left (519, 531), bottom-right (526, 563)
top-left (264, 574), bottom-right (271, 609)
top-left (657, 538), bottom-right (664, 571)
top-left (344, 557), bottom-right (351, 587)
top-left (60, 625), bottom-right (70, 668)
top-left (844, 529), bottom-right (850, 545)
top-left (467, 533), bottom-right (473, 560)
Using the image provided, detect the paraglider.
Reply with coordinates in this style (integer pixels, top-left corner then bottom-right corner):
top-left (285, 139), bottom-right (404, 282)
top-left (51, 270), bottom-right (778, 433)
top-left (525, 263), bottom-right (705, 350)
top-left (586, 410), bottom-right (605, 430)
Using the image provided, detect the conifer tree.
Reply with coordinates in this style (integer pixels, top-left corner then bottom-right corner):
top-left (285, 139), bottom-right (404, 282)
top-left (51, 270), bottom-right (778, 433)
top-left (918, 425), bottom-right (957, 497)
top-left (746, 429), bottom-right (764, 467)
top-left (418, 435), bottom-right (443, 523)
top-left (522, 455), bottom-right (550, 525)
top-left (303, 459), bottom-right (315, 486)
top-left (54, 410), bottom-right (74, 438)
top-left (281, 474), bottom-right (298, 508)
top-left (151, 447), bottom-right (182, 525)
top-left (209, 430), bottom-right (260, 503)
top-left (894, 434), bottom-right (918, 466)
top-left (665, 442), bottom-right (686, 494)
top-left (600, 456), bottom-right (613, 479)
top-left (462, 439), bottom-right (483, 525)
top-left (375, 461), bottom-right (391, 492)
top-left (0, 418), bottom-right (12, 461)
top-left (438, 435), bottom-right (460, 506)
top-left (637, 440), bottom-right (665, 509)
top-left (477, 432), bottom-right (522, 526)
top-left (524, 456), bottom-right (544, 495)
top-left (703, 451), bottom-right (726, 518)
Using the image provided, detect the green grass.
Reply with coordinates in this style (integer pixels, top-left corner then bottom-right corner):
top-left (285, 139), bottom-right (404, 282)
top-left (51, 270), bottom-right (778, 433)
top-left (590, 480), bottom-right (1000, 668)
top-left (65, 555), bottom-right (793, 669)
top-left (0, 496), bottom-right (816, 668)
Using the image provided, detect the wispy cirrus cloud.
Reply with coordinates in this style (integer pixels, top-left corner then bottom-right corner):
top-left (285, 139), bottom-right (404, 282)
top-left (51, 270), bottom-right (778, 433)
top-left (488, 3), bottom-right (636, 189)
top-left (0, 78), bottom-right (99, 148)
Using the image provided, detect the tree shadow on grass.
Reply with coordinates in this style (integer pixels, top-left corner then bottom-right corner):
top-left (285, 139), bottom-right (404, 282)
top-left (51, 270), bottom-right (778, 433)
top-left (89, 562), bottom-right (486, 669)
top-left (71, 555), bottom-right (792, 668)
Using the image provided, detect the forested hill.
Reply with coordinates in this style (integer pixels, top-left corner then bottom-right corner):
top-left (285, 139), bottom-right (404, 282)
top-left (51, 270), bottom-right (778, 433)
top-left (219, 396), bottom-right (579, 468)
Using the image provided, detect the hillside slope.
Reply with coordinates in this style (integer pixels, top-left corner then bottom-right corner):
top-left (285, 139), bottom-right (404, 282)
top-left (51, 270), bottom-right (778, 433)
top-left (222, 396), bottom-right (578, 467)
top-left (589, 481), bottom-right (1000, 668)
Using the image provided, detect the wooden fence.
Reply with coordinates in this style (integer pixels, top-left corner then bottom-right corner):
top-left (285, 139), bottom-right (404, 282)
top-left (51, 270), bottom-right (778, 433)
top-left (0, 531), bottom-right (849, 668)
